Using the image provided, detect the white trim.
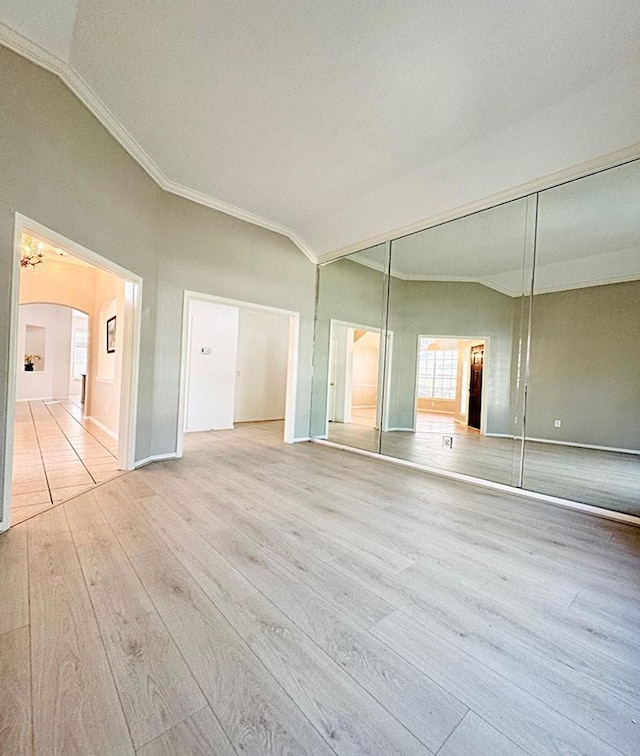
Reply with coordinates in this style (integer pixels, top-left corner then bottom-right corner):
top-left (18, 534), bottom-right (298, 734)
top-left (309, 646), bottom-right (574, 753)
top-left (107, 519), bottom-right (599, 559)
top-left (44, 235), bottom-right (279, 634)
top-left (134, 452), bottom-right (180, 469)
top-left (486, 433), bottom-right (640, 456)
top-left (0, 26), bottom-right (317, 264)
top-left (176, 290), bottom-right (301, 456)
top-left (85, 416), bottom-right (118, 440)
top-left (311, 439), bottom-right (640, 528)
top-left (384, 427), bottom-right (416, 432)
top-left (321, 144), bottom-right (640, 262)
top-left (1, 214), bottom-right (142, 532)
top-left (292, 437), bottom-right (311, 443)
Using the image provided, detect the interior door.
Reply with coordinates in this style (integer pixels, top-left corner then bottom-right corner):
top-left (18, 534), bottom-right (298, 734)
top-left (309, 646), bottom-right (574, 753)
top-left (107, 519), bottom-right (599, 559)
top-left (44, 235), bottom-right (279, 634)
top-left (468, 343), bottom-right (484, 430)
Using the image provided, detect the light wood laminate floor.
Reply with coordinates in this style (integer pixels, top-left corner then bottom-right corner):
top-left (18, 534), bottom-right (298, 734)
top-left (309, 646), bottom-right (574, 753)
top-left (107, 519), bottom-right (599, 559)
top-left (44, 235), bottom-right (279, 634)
top-left (1, 421), bottom-right (639, 755)
top-left (327, 411), bottom-right (640, 515)
top-left (10, 399), bottom-right (121, 525)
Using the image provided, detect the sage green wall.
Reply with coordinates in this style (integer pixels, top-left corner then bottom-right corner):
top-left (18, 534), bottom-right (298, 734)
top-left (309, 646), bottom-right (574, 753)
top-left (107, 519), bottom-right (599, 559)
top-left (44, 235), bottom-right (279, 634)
top-left (309, 257), bottom-right (519, 437)
top-left (389, 279), bottom-right (518, 434)
top-left (309, 257), bottom-right (387, 436)
top-left (155, 194), bottom-right (316, 449)
top-left (527, 280), bottom-right (640, 450)
top-left (0, 46), bottom-right (315, 522)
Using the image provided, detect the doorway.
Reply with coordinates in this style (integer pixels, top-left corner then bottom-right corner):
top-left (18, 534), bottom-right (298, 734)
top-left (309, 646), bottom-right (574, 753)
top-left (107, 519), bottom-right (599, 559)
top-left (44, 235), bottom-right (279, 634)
top-left (177, 292), bottom-right (300, 453)
top-left (1, 215), bottom-right (142, 531)
top-left (415, 336), bottom-right (487, 433)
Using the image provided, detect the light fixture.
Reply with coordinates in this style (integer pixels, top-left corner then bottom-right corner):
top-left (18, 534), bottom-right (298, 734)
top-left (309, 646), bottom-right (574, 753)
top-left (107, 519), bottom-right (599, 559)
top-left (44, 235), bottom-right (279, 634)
top-left (20, 235), bottom-right (45, 269)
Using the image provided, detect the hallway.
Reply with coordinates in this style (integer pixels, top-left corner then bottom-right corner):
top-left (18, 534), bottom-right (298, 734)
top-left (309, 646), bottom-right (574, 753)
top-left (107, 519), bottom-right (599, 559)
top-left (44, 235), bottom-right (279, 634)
top-left (10, 399), bottom-right (121, 525)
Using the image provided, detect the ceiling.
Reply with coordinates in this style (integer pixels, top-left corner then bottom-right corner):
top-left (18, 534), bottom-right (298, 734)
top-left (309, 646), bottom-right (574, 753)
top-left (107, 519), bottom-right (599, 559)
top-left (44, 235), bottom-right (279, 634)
top-left (1, 0), bottom-right (639, 261)
top-left (349, 158), bottom-right (640, 295)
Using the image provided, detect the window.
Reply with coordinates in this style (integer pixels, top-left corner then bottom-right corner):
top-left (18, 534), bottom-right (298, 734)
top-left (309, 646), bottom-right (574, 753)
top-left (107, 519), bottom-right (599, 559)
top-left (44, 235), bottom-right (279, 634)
top-left (72, 329), bottom-right (88, 379)
top-left (417, 338), bottom-right (458, 399)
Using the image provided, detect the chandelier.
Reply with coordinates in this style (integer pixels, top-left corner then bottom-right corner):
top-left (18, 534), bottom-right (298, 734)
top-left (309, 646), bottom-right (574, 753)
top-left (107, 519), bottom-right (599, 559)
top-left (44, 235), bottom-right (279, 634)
top-left (20, 235), bottom-right (45, 269)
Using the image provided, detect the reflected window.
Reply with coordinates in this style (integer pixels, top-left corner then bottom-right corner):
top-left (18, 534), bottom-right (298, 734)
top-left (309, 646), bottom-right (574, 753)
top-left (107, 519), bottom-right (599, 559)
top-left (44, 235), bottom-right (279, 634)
top-left (418, 339), bottom-right (458, 400)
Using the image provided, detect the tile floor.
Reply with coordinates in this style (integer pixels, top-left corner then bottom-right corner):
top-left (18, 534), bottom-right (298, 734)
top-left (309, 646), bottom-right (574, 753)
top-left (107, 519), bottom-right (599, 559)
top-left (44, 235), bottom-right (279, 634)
top-left (10, 398), bottom-right (121, 525)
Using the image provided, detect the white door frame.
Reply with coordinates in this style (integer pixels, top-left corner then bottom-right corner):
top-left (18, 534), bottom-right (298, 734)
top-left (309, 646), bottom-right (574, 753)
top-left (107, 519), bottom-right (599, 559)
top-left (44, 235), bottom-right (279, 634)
top-left (176, 290), bottom-right (300, 455)
top-left (1, 213), bottom-right (142, 532)
top-left (325, 319), bottom-right (393, 438)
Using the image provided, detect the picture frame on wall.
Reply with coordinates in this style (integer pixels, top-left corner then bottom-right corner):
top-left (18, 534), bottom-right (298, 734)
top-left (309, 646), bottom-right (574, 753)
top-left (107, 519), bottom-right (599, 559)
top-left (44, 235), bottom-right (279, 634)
top-left (106, 315), bottom-right (116, 353)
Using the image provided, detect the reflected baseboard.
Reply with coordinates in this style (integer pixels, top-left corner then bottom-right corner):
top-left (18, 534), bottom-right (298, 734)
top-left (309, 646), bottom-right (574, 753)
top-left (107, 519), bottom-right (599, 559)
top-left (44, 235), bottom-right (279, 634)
top-left (485, 433), bottom-right (640, 456)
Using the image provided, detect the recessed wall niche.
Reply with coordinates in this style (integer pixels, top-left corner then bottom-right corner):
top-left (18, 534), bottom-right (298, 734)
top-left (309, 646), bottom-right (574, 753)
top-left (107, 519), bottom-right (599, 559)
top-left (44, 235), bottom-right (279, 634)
top-left (24, 324), bottom-right (45, 371)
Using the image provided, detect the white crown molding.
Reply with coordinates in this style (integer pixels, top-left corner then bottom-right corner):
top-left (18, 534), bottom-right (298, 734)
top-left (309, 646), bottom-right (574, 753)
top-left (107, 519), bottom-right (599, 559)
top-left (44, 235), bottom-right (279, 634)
top-left (0, 24), bottom-right (318, 264)
top-left (343, 254), bottom-right (640, 298)
top-left (322, 143), bottom-right (640, 263)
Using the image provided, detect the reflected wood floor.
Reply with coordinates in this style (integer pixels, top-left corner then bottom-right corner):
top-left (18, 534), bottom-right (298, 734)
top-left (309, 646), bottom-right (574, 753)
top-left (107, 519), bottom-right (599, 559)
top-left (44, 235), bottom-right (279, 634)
top-left (328, 411), bottom-right (640, 515)
top-left (1, 421), bottom-right (640, 755)
top-left (10, 399), bottom-right (121, 525)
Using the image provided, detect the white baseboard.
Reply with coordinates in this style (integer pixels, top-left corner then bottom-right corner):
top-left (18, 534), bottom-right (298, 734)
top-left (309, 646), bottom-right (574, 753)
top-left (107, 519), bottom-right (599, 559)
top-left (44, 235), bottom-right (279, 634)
top-left (311, 439), bottom-right (640, 528)
top-left (184, 426), bottom-right (234, 433)
top-left (85, 416), bottom-right (118, 440)
top-left (384, 427), bottom-right (415, 432)
top-left (292, 437), bottom-right (311, 443)
top-left (134, 452), bottom-right (180, 469)
top-left (485, 433), bottom-right (640, 456)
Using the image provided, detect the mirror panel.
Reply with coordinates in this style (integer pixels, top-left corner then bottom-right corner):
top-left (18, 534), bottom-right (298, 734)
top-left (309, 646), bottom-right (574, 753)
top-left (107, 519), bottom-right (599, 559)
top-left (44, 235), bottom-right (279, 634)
top-left (379, 197), bottom-right (535, 485)
top-left (523, 159), bottom-right (640, 514)
top-left (309, 244), bottom-right (390, 453)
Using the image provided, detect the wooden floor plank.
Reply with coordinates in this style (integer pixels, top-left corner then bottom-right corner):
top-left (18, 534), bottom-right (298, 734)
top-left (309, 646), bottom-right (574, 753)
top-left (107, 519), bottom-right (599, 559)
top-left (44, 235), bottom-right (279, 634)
top-left (136, 707), bottom-right (235, 756)
top-left (438, 711), bottom-right (529, 756)
top-left (27, 506), bottom-right (81, 584)
top-left (0, 626), bottom-right (32, 755)
top-left (72, 525), bottom-right (206, 748)
top-left (0, 527), bottom-right (29, 635)
top-left (373, 608), bottom-right (625, 756)
top-left (195, 522), bottom-right (467, 752)
top-left (223, 591), bottom-right (436, 754)
top-left (130, 547), bottom-right (335, 756)
top-left (3, 421), bottom-right (639, 756)
top-left (30, 571), bottom-right (134, 755)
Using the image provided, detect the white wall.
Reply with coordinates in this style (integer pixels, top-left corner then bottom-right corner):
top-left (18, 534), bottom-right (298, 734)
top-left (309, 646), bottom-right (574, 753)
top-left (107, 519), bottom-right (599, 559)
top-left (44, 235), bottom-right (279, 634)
top-left (186, 301), bottom-right (239, 432)
top-left (16, 303), bottom-right (73, 401)
top-left (89, 270), bottom-right (125, 436)
top-left (234, 309), bottom-right (289, 423)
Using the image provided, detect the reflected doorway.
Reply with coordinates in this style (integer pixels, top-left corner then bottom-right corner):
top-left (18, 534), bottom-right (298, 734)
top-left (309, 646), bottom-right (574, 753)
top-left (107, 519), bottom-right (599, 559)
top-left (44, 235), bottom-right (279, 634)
top-left (416, 336), bottom-right (487, 433)
top-left (328, 323), bottom-right (381, 429)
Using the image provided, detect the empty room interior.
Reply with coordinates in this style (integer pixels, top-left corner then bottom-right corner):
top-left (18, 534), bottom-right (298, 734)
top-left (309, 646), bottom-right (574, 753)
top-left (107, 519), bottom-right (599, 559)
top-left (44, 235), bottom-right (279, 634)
top-left (0, 3), bottom-right (639, 756)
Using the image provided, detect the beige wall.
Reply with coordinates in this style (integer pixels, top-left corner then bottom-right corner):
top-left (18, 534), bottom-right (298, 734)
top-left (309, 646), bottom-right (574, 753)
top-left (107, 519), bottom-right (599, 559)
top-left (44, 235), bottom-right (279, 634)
top-left (0, 46), bottom-right (315, 523)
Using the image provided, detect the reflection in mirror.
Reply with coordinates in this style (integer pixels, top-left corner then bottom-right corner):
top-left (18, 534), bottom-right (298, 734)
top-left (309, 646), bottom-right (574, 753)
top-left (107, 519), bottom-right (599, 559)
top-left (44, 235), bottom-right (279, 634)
top-left (523, 159), bottom-right (640, 514)
top-left (309, 244), bottom-right (389, 452)
top-left (378, 197), bottom-right (535, 485)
